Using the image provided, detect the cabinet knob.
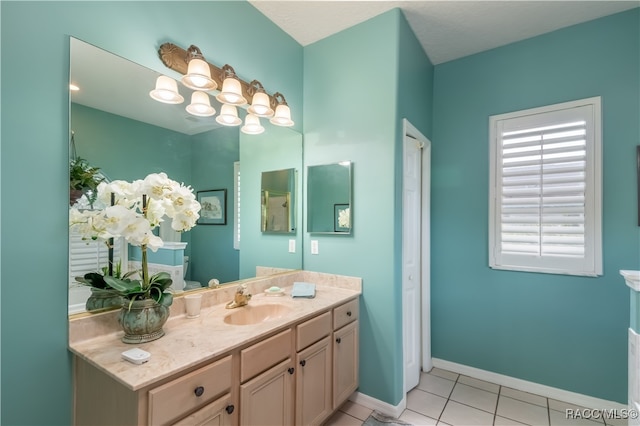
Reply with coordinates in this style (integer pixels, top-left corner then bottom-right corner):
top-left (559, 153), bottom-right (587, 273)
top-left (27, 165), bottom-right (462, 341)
top-left (194, 386), bottom-right (205, 397)
top-left (336, 337), bottom-right (342, 344)
top-left (300, 360), bottom-right (306, 367)
top-left (288, 367), bottom-right (295, 375)
top-left (346, 311), bottom-right (352, 317)
top-left (225, 405), bottom-right (235, 415)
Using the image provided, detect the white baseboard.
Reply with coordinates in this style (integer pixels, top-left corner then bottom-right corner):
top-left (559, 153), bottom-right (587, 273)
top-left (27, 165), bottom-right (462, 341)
top-left (349, 391), bottom-right (407, 419)
top-left (432, 358), bottom-right (627, 411)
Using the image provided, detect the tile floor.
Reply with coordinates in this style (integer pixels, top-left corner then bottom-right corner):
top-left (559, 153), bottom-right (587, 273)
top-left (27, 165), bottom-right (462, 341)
top-left (324, 367), bottom-right (627, 426)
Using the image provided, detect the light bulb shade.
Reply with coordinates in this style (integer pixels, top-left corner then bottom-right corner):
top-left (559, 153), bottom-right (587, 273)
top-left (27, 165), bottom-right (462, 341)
top-left (215, 104), bottom-right (242, 126)
top-left (270, 104), bottom-right (294, 127)
top-left (241, 114), bottom-right (265, 135)
top-left (150, 76), bottom-right (184, 104)
top-left (247, 92), bottom-right (274, 118)
top-left (181, 58), bottom-right (217, 91)
top-left (186, 91), bottom-right (216, 117)
top-left (216, 77), bottom-right (247, 106)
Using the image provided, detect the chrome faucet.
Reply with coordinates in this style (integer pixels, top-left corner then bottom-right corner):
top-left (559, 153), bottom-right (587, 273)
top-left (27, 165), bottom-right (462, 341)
top-left (225, 284), bottom-right (252, 309)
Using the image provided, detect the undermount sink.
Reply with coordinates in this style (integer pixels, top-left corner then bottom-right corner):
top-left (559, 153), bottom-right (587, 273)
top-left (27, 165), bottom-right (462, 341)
top-left (223, 304), bottom-right (293, 326)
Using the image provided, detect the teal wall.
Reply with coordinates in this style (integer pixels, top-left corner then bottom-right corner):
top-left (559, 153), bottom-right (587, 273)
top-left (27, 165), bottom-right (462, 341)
top-left (239, 124), bottom-right (303, 278)
top-left (1, 2), bottom-right (301, 424)
top-left (431, 9), bottom-right (640, 403)
top-left (303, 9), bottom-right (432, 405)
top-left (71, 103), bottom-right (191, 184)
top-left (191, 126), bottom-right (241, 285)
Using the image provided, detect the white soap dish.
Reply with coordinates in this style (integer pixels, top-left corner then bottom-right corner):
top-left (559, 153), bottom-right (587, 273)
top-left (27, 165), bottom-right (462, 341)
top-left (264, 286), bottom-right (285, 296)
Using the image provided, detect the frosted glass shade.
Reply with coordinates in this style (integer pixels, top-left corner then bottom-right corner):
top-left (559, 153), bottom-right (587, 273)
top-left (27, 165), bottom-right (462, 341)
top-left (241, 114), bottom-right (265, 135)
top-left (270, 104), bottom-right (294, 127)
top-left (216, 77), bottom-right (247, 106)
top-left (149, 76), bottom-right (184, 104)
top-left (248, 92), bottom-right (274, 118)
top-left (216, 104), bottom-right (242, 126)
top-left (181, 58), bottom-right (216, 91)
top-left (186, 91), bottom-right (215, 117)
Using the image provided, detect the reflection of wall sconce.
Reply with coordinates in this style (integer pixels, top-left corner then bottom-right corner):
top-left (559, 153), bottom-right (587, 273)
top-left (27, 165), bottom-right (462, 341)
top-left (149, 75), bottom-right (184, 104)
top-left (241, 113), bottom-right (265, 135)
top-left (186, 91), bottom-right (215, 117)
top-left (154, 42), bottom-right (294, 131)
top-left (216, 104), bottom-right (242, 126)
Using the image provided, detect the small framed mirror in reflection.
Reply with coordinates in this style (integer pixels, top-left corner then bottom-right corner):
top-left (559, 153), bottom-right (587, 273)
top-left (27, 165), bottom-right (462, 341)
top-left (261, 168), bottom-right (297, 233)
top-left (307, 161), bottom-right (352, 234)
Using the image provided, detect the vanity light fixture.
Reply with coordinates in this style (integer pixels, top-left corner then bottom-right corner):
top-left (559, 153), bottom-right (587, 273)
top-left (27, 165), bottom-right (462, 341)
top-left (149, 75), bottom-right (184, 104)
top-left (186, 91), bottom-right (215, 117)
top-left (216, 65), bottom-right (247, 106)
top-left (247, 80), bottom-right (274, 118)
top-left (157, 42), bottom-right (294, 134)
top-left (216, 104), bottom-right (242, 126)
top-left (241, 113), bottom-right (265, 135)
top-left (180, 45), bottom-right (217, 91)
top-left (270, 93), bottom-right (294, 127)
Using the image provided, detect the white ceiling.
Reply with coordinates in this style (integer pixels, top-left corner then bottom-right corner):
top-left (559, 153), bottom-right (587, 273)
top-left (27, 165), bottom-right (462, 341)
top-left (249, 0), bottom-right (639, 65)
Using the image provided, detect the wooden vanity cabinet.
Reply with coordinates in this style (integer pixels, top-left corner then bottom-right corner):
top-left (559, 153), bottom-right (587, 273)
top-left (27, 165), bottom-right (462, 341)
top-left (73, 354), bottom-right (235, 426)
top-left (333, 299), bottom-right (360, 409)
top-left (295, 312), bottom-right (332, 425)
top-left (73, 296), bottom-right (359, 426)
top-left (238, 329), bottom-right (295, 425)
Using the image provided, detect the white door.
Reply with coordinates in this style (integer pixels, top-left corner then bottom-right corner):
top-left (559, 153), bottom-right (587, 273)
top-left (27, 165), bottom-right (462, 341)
top-left (402, 120), bottom-right (427, 392)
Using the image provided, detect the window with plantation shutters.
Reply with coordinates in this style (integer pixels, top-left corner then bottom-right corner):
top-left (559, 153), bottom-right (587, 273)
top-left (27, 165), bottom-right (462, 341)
top-left (69, 230), bottom-right (125, 286)
top-left (489, 97), bottom-right (602, 276)
top-left (234, 161), bottom-right (241, 250)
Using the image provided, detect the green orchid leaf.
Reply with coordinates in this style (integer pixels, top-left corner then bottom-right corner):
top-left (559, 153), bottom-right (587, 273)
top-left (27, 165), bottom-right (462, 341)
top-left (103, 276), bottom-right (143, 295)
top-left (159, 292), bottom-right (174, 307)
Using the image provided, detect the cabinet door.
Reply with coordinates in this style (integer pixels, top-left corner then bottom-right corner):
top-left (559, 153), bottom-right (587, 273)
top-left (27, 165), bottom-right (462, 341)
top-left (172, 393), bottom-right (233, 426)
top-left (240, 358), bottom-right (294, 426)
top-left (295, 336), bottom-right (332, 426)
top-left (333, 320), bottom-right (359, 409)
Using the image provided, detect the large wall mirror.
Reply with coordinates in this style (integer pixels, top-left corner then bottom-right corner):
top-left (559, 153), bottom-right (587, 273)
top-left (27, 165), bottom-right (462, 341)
top-left (69, 37), bottom-right (303, 315)
top-left (307, 161), bottom-right (352, 234)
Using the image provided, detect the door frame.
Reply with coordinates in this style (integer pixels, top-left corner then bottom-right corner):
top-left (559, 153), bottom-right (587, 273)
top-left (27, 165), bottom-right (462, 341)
top-left (402, 119), bottom-right (432, 393)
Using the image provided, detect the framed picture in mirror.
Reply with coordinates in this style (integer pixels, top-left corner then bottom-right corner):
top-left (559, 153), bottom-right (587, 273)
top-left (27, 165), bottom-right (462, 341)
top-left (334, 204), bottom-right (350, 232)
top-left (197, 189), bottom-right (227, 225)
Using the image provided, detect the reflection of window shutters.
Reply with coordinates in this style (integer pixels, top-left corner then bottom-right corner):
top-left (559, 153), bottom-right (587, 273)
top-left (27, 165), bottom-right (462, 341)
top-left (69, 229), bottom-right (124, 285)
top-left (489, 97), bottom-right (602, 276)
top-left (234, 161), bottom-right (241, 250)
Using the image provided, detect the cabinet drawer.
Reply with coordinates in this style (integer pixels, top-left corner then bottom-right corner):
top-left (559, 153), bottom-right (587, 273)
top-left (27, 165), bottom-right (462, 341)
top-left (296, 311), bottom-right (331, 351)
top-left (149, 355), bottom-right (232, 426)
top-left (241, 329), bottom-right (292, 382)
top-left (333, 299), bottom-right (359, 330)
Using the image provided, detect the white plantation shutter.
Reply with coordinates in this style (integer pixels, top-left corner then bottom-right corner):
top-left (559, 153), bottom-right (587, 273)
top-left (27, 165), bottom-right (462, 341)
top-left (489, 97), bottom-right (602, 276)
top-left (234, 161), bottom-right (241, 250)
top-left (69, 230), bottom-right (125, 285)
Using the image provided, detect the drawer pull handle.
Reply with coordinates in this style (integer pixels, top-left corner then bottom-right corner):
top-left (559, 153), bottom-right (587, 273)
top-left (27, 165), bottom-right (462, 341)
top-left (225, 405), bottom-right (235, 415)
top-left (288, 367), bottom-right (295, 375)
top-left (347, 311), bottom-right (352, 317)
top-left (194, 386), bottom-right (205, 397)
top-left (336, 337), bottom-right (342, 344)
top-left (300, 360), bottom-right (306, 367)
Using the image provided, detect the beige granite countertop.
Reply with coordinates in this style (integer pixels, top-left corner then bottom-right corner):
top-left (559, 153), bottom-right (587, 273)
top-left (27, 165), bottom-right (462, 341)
top-left (69, 272), bottom-right (361, 391)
